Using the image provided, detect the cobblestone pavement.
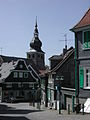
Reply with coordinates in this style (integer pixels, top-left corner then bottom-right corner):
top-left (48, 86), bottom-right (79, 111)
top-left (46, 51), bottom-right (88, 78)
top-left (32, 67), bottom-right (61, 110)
top-left (0, 102), bottom-right (90, 120)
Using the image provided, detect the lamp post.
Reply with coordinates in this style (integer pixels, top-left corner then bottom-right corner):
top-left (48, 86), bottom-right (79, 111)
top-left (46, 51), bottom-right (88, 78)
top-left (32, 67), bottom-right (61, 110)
top-left (56, 75), bottom-right (64, 114)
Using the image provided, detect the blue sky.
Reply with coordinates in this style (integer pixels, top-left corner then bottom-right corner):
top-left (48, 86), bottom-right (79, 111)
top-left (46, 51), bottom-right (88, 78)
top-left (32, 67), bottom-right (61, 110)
top-left (0, 0), bottom-right (90, 65)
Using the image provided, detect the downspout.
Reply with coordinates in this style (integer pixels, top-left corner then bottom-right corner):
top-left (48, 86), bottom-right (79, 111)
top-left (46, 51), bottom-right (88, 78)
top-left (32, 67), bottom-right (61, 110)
top-left (75, 33), bottom-right (79, 113)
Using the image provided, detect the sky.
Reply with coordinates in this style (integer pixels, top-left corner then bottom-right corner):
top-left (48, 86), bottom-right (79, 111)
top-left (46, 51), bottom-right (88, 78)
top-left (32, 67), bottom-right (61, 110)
top-left (0, 0), bottom-right (90, 65)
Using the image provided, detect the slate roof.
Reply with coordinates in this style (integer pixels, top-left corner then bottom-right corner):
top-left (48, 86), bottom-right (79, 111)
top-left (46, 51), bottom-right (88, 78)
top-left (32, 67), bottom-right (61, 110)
top-left (0, 55), bottom-right (40, 74)
top-left (0, 59), bottom-right (40, 83)
top-left (71, 8), bottom-right (90, 31)
top-left (0, 61), bottom-right (15, 82)
top-left (39, 47), bottom-right (74, 76)
top-left (49, 54), bottom-right (63, 60)
top-left (49, 47), bottom-right (74, 73)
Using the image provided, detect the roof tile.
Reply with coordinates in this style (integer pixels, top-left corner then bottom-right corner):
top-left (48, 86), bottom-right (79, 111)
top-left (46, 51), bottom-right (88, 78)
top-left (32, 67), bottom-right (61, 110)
top-left (72, 8), bottom-right (90, 30)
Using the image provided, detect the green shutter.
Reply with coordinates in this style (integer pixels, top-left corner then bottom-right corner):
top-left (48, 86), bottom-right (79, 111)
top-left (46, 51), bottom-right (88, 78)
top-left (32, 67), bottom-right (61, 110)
top-left (79, 67), bottom-right (84, 88)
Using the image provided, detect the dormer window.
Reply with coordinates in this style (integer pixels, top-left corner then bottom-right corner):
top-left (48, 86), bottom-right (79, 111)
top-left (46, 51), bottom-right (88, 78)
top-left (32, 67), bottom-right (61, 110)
top-left (83, 30), bottom-right (90, 49)
top-left (20, 64), bottom-right (23, 69)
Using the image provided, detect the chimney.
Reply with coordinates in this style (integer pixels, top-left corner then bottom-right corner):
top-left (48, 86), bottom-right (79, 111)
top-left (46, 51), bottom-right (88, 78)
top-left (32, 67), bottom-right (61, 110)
top-left (63, 45), bottom-right (67, 55)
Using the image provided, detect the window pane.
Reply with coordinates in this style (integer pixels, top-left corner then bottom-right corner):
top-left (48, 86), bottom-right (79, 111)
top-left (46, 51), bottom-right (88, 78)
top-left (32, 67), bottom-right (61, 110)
top-left (20, 64), bottom-right (23, 68)
top-left (85, 68), bottom-right (90, 87)
top-left (19, 72), bottom-right (23, 78)
top-left (84, 32), bottom-right (88, 48)
top-left (24, 72), bottom-right (28, 78)
top-left (84, 31), bottom-right (90, 48)
top-left (88, 31), bottom-right (90, 42)
top-left (84, 32), bottom-right (87, 43)
top-left (6, 83), bottom-right (12, 88)
top-left (14, 72), bottom-right (18, 78)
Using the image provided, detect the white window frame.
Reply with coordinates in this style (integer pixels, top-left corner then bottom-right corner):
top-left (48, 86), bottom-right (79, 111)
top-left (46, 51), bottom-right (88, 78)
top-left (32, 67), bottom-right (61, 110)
top-left (83, 67), bottom-right (90, 89)
top-left (83, 30), bottom-right (90, 50)
top-left (29, 83), bottom-right (34, 88)
top-left (18, 82), bottom-right (22, 87)
top-left (14, 72), bottom-right (18, 78)
top-left (19, 72), bottom-right (23, 78)
top-left (6, 83), bottom-right (12, 88)
top-left (24, 72), bottom-right (28, 78)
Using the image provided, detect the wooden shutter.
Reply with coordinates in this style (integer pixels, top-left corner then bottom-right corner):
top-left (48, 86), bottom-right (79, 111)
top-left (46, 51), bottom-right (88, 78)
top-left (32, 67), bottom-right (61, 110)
top-left (79, 67), bottom-right (84, 88)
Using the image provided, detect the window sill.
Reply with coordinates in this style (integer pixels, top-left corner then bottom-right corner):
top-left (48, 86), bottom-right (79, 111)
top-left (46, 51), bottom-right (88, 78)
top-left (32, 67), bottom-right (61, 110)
top-left (83, 48), bottom-right (90, 51)
top-left (83, 87), bottom-right (90, 89)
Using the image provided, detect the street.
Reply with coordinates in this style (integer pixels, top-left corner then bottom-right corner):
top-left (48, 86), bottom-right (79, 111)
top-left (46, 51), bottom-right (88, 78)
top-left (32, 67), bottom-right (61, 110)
top-left (0, 102), bottom-right (90, 120)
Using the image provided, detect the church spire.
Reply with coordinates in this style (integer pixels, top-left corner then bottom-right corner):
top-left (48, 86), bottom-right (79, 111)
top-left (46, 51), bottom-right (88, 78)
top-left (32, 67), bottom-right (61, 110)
top-left (34, 16), bottom-right (39, 38)
top-left (27, 18), bottom-right (45, 70)
top-left (35, 16), bottom-right (37, 28)
top-left (30, 17), bottom-right (44, 53)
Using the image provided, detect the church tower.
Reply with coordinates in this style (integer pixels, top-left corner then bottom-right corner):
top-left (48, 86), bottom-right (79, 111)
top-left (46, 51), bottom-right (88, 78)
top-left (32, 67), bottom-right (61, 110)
top-left (27, 19), bottom-right (45, 70)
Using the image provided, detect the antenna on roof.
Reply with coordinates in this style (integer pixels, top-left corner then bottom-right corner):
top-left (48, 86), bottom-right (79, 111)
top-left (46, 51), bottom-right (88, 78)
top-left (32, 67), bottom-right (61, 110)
top-left (64, 34), bottom-right (67, 50)
top-left (59, 33), bottom-right (74, 49)
top-left (0, 47), bottom-right (2, 55)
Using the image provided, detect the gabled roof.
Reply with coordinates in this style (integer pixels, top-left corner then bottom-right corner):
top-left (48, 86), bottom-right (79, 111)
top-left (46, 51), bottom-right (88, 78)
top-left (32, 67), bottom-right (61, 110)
top-left (49, 54), bottom-right (63, 60)
top-left (49, 47), bottom-right (74, 73)
top-left (0, 55), bottom-right (40, 74)
top-left (0, 61), bottom-right (15, 81)
top-left (0, 59), bottom-right (40, 82)
top-left (71, 8), bottom-right (90, 31)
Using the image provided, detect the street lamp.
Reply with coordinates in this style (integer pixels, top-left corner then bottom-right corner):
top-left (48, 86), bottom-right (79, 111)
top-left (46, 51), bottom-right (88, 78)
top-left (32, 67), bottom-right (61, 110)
top-left (56, 75), bottom-right (64, 114)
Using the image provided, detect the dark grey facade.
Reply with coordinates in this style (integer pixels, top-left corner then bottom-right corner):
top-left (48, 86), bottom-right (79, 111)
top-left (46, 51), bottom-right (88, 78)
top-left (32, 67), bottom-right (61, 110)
top-left (0, 58), bottom-right (41, 102)
top-left (71, 8), bottom-right (90, 99)
top-left (48, 47), bottom-right (75, 110)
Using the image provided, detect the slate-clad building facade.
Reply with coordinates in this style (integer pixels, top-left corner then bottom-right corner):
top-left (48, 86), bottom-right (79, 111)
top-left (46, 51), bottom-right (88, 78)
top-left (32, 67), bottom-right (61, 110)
top-left (71, 8), bottom-right (90, 99)
top-left (48, 47), bottom-right (75, 110)
top-left (0, 58), bottom-right (41, 102)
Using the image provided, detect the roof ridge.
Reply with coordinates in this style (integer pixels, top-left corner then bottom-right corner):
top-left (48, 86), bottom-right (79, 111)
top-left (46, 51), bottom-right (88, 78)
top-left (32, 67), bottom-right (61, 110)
top-left (75, 8), bottom-right (90, 27)
top-left (71, 8), bottom-right (90, 31)
top-left (50, 49), bottom-right (74, 72)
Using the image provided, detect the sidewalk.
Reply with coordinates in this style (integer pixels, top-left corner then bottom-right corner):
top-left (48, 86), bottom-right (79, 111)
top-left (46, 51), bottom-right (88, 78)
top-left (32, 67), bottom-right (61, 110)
top-left (27, 105), bottom-right (90, 120)
top-left (0, 102), bottom-right (90, 120)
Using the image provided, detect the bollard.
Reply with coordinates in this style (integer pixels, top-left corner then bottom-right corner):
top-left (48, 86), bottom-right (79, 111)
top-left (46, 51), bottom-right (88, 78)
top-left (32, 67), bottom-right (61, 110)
top-left (55, 101), bottom-right (57, 110)
top-left (68, 104), bottom-right (70, 114)
top-left (37, 102), bottom-right (40, 110)
top-left (82, 104), bottom-right (84, 115)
